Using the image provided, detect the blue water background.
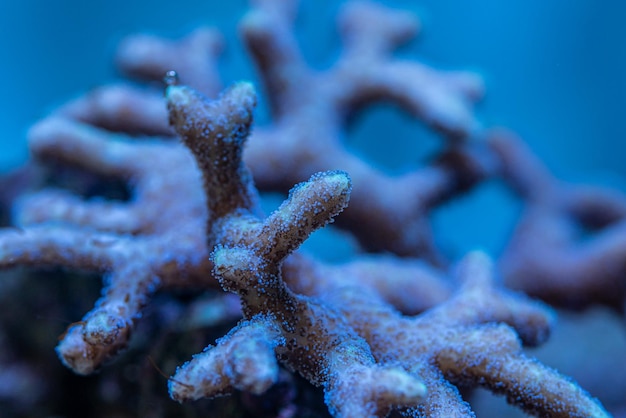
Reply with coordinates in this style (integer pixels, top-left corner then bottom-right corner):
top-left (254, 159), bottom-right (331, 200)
top-left (1, 0), bottom-right (625, 257)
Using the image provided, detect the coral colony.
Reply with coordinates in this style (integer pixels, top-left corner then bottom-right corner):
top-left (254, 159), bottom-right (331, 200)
top-left (0, 0), bottom-right (623, 417)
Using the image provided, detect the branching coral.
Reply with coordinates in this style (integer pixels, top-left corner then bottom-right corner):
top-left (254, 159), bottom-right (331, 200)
top-left (165, 82), bottom-right (428, 416)
top-left (0, 0), bottom-right (622, 416)
top-left (490, 130), bottom-right (626, 312)
top-left (239, 0), bottom-right (487, 263)
top-left (0, 116), bottom-right (216, 374)
top-left (0, 83), bottom-right (451, 380)
top-left (161, 79), bottom-right (607, 417)
top-left (328, 252), bottom-right (607, 418)
top-left (94, 0), bottom-right (489, 265)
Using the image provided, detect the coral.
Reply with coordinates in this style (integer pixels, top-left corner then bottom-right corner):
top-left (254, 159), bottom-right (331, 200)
top-left (165, 82), bottom-right (428, 416)
top-left (0, 81), bottom-right (450, 380)
top-left (163, 80), bottom-right (607, 417)
top-left (0, 0), bottom-right (622, 416)
top-left (490, 130), bottom-right (626, 312)
top-left (106, 0), bottom-right (626, 314)
top-left (103, 0), bottom-right (488, 265)
top-left (0, 117), bottom-right (216, 374)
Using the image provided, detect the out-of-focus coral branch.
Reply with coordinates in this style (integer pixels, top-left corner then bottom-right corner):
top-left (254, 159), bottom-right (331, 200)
top-left (239, 0), bottom-right (485, 262)
top-left (327, 252), bottom-right (607, 417)
top-left (492, 130), bottom-right (626, 312)
top-left (90, 0), bottom-right (487, 263)
top-left (117, 27), bottom-right (224, 98)
top-left (170, 315), bottom-right (284, 399)
top-left (59, 27), bottom-right (224, 136)
top-left (58, 84), bottom-right (174, 135)
top-left (0, 104), bottom-right (223, 374)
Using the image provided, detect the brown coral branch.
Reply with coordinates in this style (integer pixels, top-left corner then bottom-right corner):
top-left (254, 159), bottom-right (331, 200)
top-left (164, 81), bottom-right (608, 417)
top-left (58, 84), bottom-right (174, 136)
top-left (326, 251), bottom-right (608, 417)
top-left (239, 0), bottom-right (486, 262)
top-left (170, 315), bottom-right (284, 400)
top-left (166, 81), bottom-right (428, 417)
top-left (492, 130), bottom-right (626, 311)
top-left (85, 0), bottom-right (487, 263)
top-left (0, 104), bottom-right (222, 374)
top-left (117, 27), bottom-right (224, 98)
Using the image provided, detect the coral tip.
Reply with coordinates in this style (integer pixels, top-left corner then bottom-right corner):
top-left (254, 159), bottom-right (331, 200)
top-left (164, 70), bottom-right (179, 86)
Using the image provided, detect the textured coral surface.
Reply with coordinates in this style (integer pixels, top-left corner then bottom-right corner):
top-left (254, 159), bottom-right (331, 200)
top-left (0, 0), bottom-right (624, 417)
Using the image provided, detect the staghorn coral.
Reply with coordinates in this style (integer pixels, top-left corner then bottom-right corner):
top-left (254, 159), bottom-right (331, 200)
top-left (0, 77), bottom-right (445, 379)
top-left (0, 0), bottom-right (623, 416)
top-left (0, 115), bottom-right (216, 375)
top-left (490, 130), bottom-right (626, 312)
top-left (107, 0), bottom-right (626, 314)
top-left (163, 80), bottom-right (608, 417)
top-left (165, 82), bottom-right (428, 416)
top-left (87, 0), bottom-right (488, 265)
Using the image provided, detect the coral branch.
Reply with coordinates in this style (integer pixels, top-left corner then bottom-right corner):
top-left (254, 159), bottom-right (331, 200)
top-left (326, 251), bottom-right (607, 417)
top-left (239, 0), bottom-right (487, 262)
top-left (170, 315), bottom-right (283, 400)
top-left (492, 130), bottom-right (626, 311)
top-left (0, 99), bottom-right (223, 374)
top-left (117, 27), bottom-right (224, 98)
top-left (163, 81), bottom-right (607, 416)
top-left (167, 81), bottom-right (428, 417)
top-left (166, 82), bottom-right (260, 219)
top-left (104, 0), bottom-right (488, 262)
